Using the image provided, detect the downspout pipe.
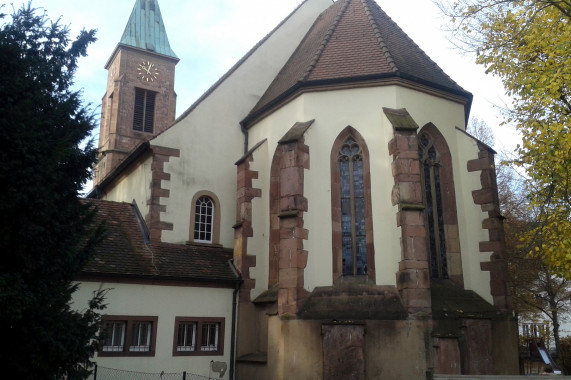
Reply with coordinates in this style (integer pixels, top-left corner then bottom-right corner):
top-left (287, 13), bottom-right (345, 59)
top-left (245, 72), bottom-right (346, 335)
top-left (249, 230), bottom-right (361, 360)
top-left (240, 123), bottom-right (248, 155)
top-left (229, 259), bottom-right (242, 380)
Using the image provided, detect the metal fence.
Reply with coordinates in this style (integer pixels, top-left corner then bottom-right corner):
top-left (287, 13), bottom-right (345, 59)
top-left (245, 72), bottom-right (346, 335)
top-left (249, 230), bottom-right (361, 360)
top-left (87, 365), bottom-right (212, 380)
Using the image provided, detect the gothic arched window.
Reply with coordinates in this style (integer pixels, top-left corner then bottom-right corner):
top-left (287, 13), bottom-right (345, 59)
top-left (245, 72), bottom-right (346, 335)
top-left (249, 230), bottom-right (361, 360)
top-left (338, 138), bottom-right (367, 275)
top-left (330, 127), bottom-right (375, 281)
top-left (419, 131), bottom-right (448, 279)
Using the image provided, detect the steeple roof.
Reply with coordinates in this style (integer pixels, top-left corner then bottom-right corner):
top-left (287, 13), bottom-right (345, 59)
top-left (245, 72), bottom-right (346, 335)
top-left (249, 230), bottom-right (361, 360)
top-left (119, 0), bottom-right (177, 59)
top-left (244, 0), bottom-right (471, 125)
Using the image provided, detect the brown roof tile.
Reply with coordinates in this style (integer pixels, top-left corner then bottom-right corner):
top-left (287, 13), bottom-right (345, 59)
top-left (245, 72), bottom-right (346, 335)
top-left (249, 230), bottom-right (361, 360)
top-left (244, 0), bottom-right (471, 126)
top-left (80, 199), bottom-right (238, 284)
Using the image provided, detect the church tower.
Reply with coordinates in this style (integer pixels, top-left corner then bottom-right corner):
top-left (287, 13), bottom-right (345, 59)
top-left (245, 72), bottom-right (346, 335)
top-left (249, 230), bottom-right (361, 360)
top-left (94, 0), bottom-right (178, 184)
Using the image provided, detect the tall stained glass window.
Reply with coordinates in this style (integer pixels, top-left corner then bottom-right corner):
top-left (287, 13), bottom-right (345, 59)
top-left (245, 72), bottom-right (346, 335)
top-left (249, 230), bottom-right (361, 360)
top-left (418, 132), bottom-right (448, 279)
top-left (338, 137), bottom-right (367, 276)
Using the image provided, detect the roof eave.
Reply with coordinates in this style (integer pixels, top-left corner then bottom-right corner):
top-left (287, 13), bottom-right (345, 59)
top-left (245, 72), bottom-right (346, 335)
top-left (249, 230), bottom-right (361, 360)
top-left (241, 72), bottom-right (473, 129)
top-left (77, 271), bottom-right (241, 285)
top-left (104, 43), bottom-right (180, 70)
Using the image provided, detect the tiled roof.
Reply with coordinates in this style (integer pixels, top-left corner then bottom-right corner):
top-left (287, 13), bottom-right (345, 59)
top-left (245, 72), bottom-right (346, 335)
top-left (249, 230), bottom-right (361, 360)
top-left (80, 199), bottom-right (238, 284)
top-left (244, 0), bottom-right (471, 125)
top-left (119, 0), bottom-right (178, 59)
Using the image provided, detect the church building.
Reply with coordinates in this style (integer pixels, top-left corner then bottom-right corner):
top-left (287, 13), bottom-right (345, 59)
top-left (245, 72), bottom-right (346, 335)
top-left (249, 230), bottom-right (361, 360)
top-left (79, 0), bottom-right (520, 378)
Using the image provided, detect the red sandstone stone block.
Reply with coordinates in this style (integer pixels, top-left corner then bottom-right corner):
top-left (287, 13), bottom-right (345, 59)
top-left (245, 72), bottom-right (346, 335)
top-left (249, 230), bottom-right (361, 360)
top-left (279, 195), bottom-right (308, 212)
top-left (482, 218), bottom-right (501, 229)
top-left (402, 224), bottom-right (427, 238)
top-left (300, 151), bottom-right (310, 170)
top-left (467, 158), bottom-right (489, 172)
top-left (396, 151), bottom-right (419, 160)
top-left (443, 209), bottom-right (458, 225)
top-left (298, 250), bottom-right (308, 269)
top-left (152, 171), bottom-right (170, 181)
top-left (398, 260), bottom-right (429, 271)
top-left (280, 215), bottom-right (300, 229)
top-left (480, 171), bottom-right (495, 188)
top-left (239, 289), bottom-right (251, 302)
top-left (401, 236), bottom-right (429, 261)
top-left (152, 154), bottom-right (172, 164)
top-left (149, 229), bottom-right (161, 242)
top-left (472, 189), bottom-right (494, 205)
top-left (479, 241), bottom-right (503, 253)
top-left (294, 227), bottom-right (308, 240)
top-left (397, 210), bottom-right (425, 227)
top-left (280, 167), bottom-right (303, 195)
top-left (281, 150), bottom-right (297, 168)
top-left (388, 138), bottom-right (397, 155)
top-left (400, 288), bottom-right (432, 310)
top-left (488, 229), bottom-right (505, 243)
top-left (280, 237), bottom-right (303, 254)
top-left (279, 268), bottom-right (303, 288)
top-left (478, 150), bottom-right (491, 160)
top-left (151, 145), bottom-right (180, 157)
top-left (157, 221), bottom-right (173, 231)
top-left (392, 159), bottom-right (410, 176)
top-left (480, 203), bottom-right (497, 212)
top-left (236, 172), bottom-right (249, 190)
top-left (397, 268), bottom-right (430, 290)
top-left (396, 173), bottom-right (421, 183)
top-left (279, 248), bottom-right (306, 270)
top-left (280, 228), bottom-right (294, 239)
top-left (396, 182), bottom-right (423, 204)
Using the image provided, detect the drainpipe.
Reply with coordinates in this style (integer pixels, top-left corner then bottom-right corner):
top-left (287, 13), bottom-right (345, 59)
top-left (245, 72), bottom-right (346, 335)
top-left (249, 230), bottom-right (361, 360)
top-left (229, 259), bottom-right (242, 380)
top-left (240, 124), bottom-right (248, 155)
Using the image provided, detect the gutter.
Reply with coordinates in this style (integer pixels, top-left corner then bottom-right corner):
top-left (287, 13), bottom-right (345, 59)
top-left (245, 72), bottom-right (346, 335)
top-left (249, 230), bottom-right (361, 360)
top-left (228, 259), bottom-right (242, 380)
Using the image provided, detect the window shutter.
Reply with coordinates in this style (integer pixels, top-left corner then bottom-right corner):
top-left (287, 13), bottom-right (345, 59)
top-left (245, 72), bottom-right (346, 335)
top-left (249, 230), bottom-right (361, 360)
top-left (133, 88), bottom-right (145, 131)
top-left (133, 88), bottom-right (156, 133)
top-left (144, 92), bottom-right (156, 133)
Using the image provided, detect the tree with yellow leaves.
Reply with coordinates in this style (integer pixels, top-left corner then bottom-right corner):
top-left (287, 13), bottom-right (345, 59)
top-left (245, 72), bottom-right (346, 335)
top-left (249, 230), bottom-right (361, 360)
top-left (437, 0), bottom-right (571, 276)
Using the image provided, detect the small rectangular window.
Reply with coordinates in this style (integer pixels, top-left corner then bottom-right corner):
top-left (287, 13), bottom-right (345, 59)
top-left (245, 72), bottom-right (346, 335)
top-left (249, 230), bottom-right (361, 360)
top-left (130, 321), bottom-right (152, 352)
top-left (173, 317), bottom-right (224, 356)
top-left (176, 322), bottom-right (197, 352)
top-left (99, 316), bottom-right (157, 356)
top-left (102, 321), bottom-right (125, 352)
top-left (200, 322), bottom-right (220, 352)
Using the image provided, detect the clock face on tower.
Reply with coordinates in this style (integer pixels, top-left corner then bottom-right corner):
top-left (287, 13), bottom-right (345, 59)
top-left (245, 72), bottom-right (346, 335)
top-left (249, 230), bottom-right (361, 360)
top-left (137, 60), bottom-right (159, 82)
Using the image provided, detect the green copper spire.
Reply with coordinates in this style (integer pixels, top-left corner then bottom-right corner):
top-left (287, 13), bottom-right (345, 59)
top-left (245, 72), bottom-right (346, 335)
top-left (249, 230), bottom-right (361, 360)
top-left (120, 0), bottom-right (177, 59)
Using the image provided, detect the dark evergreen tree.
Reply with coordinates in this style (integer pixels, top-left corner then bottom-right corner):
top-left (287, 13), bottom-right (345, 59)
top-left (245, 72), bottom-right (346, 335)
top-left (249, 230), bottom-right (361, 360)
top-left (0, 4), bottom-right (105, 379)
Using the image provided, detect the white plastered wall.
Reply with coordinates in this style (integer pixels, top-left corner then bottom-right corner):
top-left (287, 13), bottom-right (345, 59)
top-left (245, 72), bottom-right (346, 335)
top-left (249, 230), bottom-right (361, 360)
top-left (246, 84), bottom-right (493, 303)
top-left (72, 281), bottom-right (234, 379)
top-left (453, 131), bottom-right (493, 303)
top-left (102, 155), bottom-right (152, 217)
top-left (151, 0), bottom-right (333, 246)
top-left (248, 142), bottom-right (270, 296)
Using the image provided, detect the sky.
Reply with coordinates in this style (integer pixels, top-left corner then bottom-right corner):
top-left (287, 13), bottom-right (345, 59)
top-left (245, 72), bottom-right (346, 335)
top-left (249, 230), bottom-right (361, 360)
top-left (4, 0), bottom-right (518, 153)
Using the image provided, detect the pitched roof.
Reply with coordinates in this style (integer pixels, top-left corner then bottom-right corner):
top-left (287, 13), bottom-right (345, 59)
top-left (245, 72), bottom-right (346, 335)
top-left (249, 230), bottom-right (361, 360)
top-left (119, 0), bottom-right (178, 59)
top-left (244, 0), bottom-right (471, 126)
top-left (80, 199), bottom-right (238, 284)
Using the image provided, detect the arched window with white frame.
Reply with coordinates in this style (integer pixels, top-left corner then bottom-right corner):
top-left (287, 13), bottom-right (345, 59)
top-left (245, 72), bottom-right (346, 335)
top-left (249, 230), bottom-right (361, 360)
top-left (189, 191), bottom-right (221, 245)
